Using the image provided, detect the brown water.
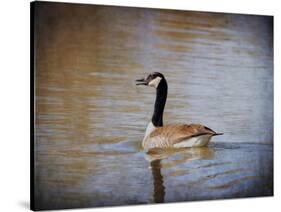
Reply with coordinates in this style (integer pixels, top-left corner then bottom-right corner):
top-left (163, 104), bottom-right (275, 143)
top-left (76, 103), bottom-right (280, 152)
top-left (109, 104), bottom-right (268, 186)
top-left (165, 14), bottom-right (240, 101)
top-left (33, 2), bottom-right (273, 210)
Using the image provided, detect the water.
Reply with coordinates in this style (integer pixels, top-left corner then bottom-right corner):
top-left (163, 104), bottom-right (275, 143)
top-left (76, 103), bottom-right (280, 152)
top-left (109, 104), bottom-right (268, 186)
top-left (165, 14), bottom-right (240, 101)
top-left (33, 2), bottom-right (273, 210)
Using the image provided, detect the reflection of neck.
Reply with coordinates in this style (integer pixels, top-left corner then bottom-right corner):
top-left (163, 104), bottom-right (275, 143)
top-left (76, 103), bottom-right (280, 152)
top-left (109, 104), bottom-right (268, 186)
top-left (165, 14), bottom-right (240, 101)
top-left (152, 79), bottom-right (168, 127)
top-left (150, 159), bottom-right (165, 203)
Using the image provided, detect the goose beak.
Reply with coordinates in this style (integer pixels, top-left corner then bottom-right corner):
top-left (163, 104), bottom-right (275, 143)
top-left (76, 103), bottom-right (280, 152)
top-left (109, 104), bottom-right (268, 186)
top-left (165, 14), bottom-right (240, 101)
top-left (136, 78), bottom-right (148, 86)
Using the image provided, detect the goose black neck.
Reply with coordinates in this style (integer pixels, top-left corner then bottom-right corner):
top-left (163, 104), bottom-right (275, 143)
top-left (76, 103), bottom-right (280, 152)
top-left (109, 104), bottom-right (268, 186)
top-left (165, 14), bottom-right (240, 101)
top-left (152, 79), bottom-right (167, 127)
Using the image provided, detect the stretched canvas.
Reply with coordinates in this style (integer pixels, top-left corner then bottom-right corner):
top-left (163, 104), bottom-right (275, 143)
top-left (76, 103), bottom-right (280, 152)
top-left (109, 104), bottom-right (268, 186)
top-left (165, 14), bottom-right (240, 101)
top-left (31, 1), bottom-right (273, 210)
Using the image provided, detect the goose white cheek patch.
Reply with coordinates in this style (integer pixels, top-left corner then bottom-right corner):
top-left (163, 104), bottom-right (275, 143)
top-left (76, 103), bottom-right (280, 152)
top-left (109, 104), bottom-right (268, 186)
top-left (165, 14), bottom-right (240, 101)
top-left (148, 76), bottom-right (162, 88)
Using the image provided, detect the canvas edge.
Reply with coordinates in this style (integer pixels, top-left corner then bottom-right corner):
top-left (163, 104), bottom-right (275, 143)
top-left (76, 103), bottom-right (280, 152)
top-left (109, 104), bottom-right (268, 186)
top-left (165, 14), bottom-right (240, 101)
top-left (30, 1), bottom-right (36, 211)
top-left (29, 0), bottom-right (273, 18)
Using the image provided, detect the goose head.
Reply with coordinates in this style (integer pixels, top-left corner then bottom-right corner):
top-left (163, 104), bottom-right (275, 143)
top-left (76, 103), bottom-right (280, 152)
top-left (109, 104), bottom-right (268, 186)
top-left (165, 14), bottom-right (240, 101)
top-left (136, 72), bottom-right (165, 89)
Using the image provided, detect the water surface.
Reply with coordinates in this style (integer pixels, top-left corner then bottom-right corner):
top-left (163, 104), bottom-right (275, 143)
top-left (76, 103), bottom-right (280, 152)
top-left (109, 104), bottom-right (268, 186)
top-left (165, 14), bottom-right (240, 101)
top-left (34, 2), bottom-right (273, 210)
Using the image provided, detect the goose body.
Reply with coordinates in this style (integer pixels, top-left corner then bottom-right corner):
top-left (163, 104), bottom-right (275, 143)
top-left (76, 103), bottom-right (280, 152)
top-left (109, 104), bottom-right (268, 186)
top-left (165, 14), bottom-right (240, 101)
top-left (143, 122), bottom-right (221, 150)
top-left (136, 72), bottom-right (222, 151)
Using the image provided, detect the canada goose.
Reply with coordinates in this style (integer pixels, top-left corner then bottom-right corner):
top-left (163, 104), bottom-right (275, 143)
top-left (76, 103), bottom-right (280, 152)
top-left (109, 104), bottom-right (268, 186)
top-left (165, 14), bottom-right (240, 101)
top-left (136, 72), bottom-right (222, 150)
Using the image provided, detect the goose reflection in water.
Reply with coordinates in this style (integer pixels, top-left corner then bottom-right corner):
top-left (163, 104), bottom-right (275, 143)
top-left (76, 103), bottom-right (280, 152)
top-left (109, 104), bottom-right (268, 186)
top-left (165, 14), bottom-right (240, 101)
top-left (146, 147), bottom-right (215, 203)
top-left (150, 160), bottom-right (165, 203)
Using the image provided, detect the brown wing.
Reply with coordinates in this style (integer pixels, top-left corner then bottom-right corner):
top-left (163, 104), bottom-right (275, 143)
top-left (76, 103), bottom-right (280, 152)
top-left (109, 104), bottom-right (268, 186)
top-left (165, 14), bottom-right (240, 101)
top-left (149, 124), bottom-right (217, 145)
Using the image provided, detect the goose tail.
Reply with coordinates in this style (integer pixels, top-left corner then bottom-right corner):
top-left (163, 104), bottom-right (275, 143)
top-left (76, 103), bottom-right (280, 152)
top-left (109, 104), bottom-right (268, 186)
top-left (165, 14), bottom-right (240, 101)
top-left (213, 133), bottom-right (223, 136)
